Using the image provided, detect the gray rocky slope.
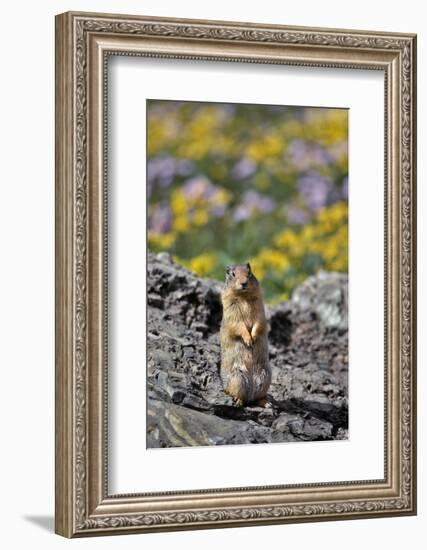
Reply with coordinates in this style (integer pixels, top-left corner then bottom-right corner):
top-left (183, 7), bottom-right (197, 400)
top-left (147, 252), bottom-right (348, 448)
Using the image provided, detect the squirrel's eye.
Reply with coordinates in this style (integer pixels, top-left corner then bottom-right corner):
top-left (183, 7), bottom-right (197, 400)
top-left (231, 271), bottom-right (235, 277)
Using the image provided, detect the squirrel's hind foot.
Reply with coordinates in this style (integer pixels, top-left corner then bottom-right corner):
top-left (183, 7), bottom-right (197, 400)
top-left (255, 395), bottom-right (273, 408)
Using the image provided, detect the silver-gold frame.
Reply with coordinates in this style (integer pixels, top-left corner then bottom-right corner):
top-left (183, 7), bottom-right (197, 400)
top-left (55, 11), bottom-right (417, 537)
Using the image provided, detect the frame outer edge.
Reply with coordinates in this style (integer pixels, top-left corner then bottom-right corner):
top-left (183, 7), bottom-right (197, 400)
top-left (55, 12), bottom-right (75, 538)
top-left (409, 34), bottom-right (417, 515)
top-left (62, 10), bottom-right (416, 40)
top-left (54, 10), bottom-right (417, 537)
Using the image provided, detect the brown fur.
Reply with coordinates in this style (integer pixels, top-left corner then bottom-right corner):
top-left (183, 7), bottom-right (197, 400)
top-left (220, 263), bottom-right (271, 406)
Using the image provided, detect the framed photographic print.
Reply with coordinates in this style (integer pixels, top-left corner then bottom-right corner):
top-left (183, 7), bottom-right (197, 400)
top-left (55, 11), bottom-right (417, 537)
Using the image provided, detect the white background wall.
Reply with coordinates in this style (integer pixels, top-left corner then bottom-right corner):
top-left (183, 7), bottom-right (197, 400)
top-left (0, 1), bottom-right (424, 548)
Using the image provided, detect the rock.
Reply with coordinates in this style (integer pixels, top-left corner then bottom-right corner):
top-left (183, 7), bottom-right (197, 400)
top-left (148, 399), bottom-right (288, 448)
top-left (147, 252), bottom-right (223, 336)
top-left (291, 271), bottom-right (348, 330)
top-left (147, 252), bottom-right (348, 448)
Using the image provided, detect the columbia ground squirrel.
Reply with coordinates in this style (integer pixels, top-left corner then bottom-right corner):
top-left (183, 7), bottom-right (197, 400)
top-left (220, 263), bottom-right (271, 407)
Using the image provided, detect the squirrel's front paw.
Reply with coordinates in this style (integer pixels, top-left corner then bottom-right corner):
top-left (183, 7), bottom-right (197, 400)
top-left (242, 333), bottom-right (253, 348)
top-left (251, 323), bottom-right (263, 343)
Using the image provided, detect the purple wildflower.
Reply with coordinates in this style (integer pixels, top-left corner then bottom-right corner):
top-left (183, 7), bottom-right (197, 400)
top-left (176, 159), bottom-right (194, 176)
top-left (330, 140), bottom-right (348, 161)
top-left (233, 205), bottom-right (252, 222)
top-left (287, 139), bottom-right (310, 170)
top-left (233, 190), bottom-right (275, 222)
top-left (211, 204), bottom-right (227, 217)
top-left (182, 176), bottom-right (213, 200)
top-left (232, 158), bottom-right (257, 180)
top-left (243, 190), bottom-right (275, 213)
top-left (341, 177), bottom-right (349, 200)
top-left (286, 205), bottom-right (310, 225)
top-left (311, 144), bottom-right (332, 166)
top-left (287, 139), bottom-right (333, 170)
top-left (147, 155), bottom-right (194, 190)
top-left (217, 104), bottom-right (236, 121)
top-left (182, 175), bottom-right (229, 218)
top-left (297, 171), bottom-right (333, 212)
top-left (147, 155), bottom-right (175, 188)
top-left (149, 203), bottom-right (173, 234)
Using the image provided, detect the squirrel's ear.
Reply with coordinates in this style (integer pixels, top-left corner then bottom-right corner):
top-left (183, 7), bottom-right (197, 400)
top-left (246, 262), bottom-right (251, 271)
top-left (226, 265), bottom-right (231, 274)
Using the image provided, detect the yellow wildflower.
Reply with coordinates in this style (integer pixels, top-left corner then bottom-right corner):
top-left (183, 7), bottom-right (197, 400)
top-left (274, 229), bottom-right (299, 249)
top-left (172, 216), bottom-right (190, 233)
top-left (171, 189), bottom-right (188, 216)
top-left (193, 209), bottom-right (209, 226)
top-left (148, 231), bottom-right (176, 250)
top-left (188, 252), bottom-right (217, 277)
top-left (253, 248), bottom-right (290, 273)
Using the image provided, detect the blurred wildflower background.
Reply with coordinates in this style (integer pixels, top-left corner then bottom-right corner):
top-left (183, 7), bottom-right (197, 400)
top-left (147, 100), bottom-right (348, 304)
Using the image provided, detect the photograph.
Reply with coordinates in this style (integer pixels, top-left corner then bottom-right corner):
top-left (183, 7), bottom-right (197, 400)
top-left (146, 99), bottom-right (349, 448)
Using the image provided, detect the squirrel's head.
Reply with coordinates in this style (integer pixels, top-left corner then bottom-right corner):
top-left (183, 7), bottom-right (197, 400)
top-left (224, 263), bottom-right (259, 294)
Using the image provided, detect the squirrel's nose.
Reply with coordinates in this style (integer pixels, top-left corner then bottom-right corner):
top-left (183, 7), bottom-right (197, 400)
top-left (241, 281), bottom-right (248, 288)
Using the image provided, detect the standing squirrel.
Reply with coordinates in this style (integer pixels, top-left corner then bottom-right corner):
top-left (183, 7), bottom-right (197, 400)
top-left (220, 263), bottom-right (271, 407)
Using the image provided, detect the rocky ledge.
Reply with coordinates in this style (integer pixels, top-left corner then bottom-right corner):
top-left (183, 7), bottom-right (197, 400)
top-left (147, 252), bottom-right (348, 448)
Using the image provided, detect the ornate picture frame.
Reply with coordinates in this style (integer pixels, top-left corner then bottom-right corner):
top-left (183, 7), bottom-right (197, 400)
top-left (55, 11), bottom-right (417, 537)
